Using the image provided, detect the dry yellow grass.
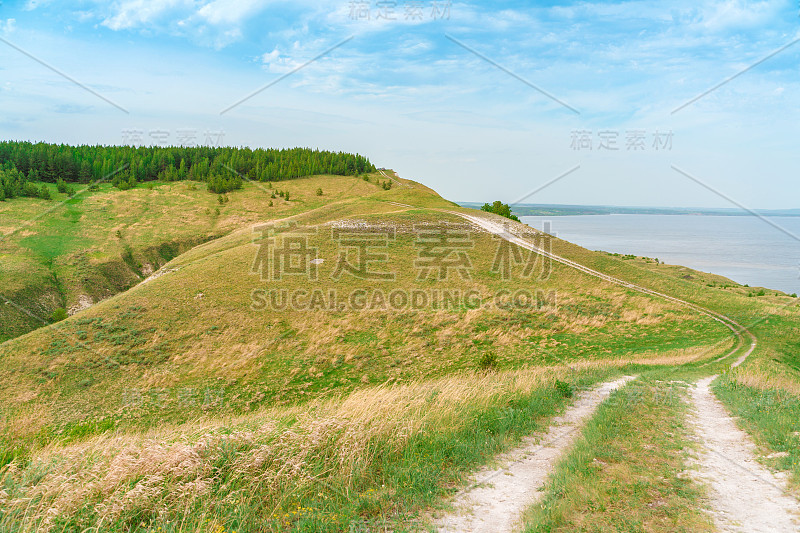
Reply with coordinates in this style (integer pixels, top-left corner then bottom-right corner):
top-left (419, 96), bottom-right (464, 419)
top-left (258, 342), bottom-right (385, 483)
top-left (0, 340), bottom-right (728, 533)
top-left (0, 365), bottom-right (594, 531)
top-left (728, 359), bottom-right (800, 396)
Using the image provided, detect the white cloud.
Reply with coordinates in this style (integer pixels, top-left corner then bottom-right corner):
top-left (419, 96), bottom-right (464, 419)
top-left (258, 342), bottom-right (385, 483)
top-left (0, 18), bottom-right (16, 34)
top-left (100, 0), bottom-right (193, 31)
top-left (196, 0), bottom-right (268, 25)
top-left (24, 0), bottom-right (51, 10)
top-left (261, 47), bottom-right (303, 73)
top-left (699, 0), bottom-right (782, 32)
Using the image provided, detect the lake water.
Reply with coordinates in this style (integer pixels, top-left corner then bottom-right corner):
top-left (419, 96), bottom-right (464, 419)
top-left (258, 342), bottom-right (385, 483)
top-left (520, 214), bottom-right (800, 295)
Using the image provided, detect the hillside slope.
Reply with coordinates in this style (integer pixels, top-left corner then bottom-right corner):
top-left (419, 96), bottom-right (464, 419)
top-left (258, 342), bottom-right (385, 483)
top-left (0, 173), bottom-right (386, 341)
top-left (1, 170), bottom-right (798, 532)
top-left (0, 172), bottom-right (733, 449)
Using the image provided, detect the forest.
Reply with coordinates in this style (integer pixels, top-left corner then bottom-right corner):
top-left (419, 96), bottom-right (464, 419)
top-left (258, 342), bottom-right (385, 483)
top-left (0, 141), bottom-right (376, 199)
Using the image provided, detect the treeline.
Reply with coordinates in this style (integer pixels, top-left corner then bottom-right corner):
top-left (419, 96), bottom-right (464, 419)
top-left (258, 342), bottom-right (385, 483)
top-left (0, 141), bottom-right (376, 198)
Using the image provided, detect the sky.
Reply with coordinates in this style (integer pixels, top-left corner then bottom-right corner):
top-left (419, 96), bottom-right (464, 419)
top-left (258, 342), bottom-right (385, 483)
top-left (0, 0), bottom-right (798, 209)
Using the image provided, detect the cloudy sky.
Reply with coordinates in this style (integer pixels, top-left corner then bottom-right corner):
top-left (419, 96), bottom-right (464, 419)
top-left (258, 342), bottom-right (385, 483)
top-left (0, 0), bottom-right (798, 208)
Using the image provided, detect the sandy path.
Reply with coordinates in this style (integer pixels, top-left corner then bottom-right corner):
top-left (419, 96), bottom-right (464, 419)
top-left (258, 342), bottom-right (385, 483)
top-left (433, 375), bottom-right (636, 533)
top-left (689, 376), bottom-right (800, 532)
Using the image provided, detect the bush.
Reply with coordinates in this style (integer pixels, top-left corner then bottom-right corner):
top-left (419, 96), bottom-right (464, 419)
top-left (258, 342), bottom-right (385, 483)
top-left (21, 182), bottom-right (41, 198)
top-left (56, 178), bottom-right (68, 193)
top-left (478, 351), bottom-right (498, 371)
top-left (480, 200), bottom-right (519, 222)
top-left (114, 176), bottom-right (137, 191)
top-left (207, 174), bottom-right (242, 194)
top-left (316, 187), bottom-right (323, 196)
top-left (50, 308), bottom-right (68, 323)
top-left (554, 379), bottom-right (574, 398)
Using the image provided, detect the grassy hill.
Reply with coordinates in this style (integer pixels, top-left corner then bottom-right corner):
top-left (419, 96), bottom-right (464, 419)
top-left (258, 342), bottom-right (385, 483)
top-left (0, 174), bottom-right (387, 342)
top-left (0, 169), bottom-right (798, 532)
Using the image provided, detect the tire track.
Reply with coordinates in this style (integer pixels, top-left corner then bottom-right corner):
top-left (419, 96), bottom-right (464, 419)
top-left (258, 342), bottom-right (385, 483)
top-left (434, 376), bottom-right (636, 533)
top-left (689, 376), bottom-right (800, 532)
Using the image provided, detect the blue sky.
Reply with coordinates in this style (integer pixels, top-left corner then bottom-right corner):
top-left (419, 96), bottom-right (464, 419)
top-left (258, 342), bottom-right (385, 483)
top-left (0, 0), bottom-right (798, 208)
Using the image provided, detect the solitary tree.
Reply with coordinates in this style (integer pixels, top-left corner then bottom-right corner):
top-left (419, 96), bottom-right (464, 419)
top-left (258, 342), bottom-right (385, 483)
top-left (480, 200), bottom-right (519, 222)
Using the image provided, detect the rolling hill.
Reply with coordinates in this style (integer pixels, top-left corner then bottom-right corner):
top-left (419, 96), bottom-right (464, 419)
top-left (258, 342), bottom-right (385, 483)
top-left (0, 168), bottom-right (798, 532)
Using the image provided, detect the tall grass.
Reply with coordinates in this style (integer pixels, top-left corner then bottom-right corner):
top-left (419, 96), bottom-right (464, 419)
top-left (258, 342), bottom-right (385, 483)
top-left (0, 367), bottom-right (612, 532)
top-left (522, 377), bottom-right (713, 532)
top-left (713, 375), bottom-right (800, 493)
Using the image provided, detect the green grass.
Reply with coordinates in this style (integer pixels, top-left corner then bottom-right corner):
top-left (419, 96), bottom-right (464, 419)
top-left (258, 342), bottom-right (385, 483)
top-left (0, 207), bottom-right (730, 455)
top-left (712, 375), bottom-right (800, 492)
top-left (3, 169), bottom-right (799, 531)
top-left (522, 376), bottom-right (713, 532)
top-left (0, 368), bottom-right (615, 532)
top-left (0, 173), bottom-right (398, 341)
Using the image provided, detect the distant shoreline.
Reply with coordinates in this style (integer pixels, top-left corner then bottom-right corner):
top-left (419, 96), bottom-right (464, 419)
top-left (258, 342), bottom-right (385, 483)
top-left (458, 202), bottom-right (800, 217)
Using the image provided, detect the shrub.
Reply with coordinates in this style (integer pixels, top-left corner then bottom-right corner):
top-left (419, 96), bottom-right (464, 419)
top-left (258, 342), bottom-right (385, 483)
top-left (555, 379), bottom-right (574, 398)
top-left (207, 174), bottom-right (242, 194)
top-left (480, 200), bottom-right (519, 222)
top-left (478, 351), bottom-right (498, 371)
top-left (316, 187), bottom-right (323, 196)
top-left (50, 308), bottom-right (68, 323)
